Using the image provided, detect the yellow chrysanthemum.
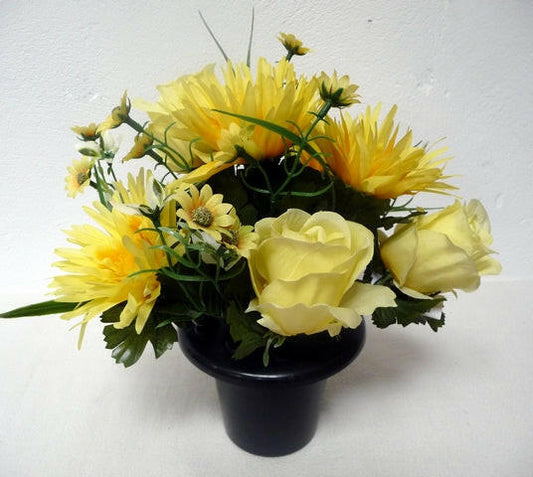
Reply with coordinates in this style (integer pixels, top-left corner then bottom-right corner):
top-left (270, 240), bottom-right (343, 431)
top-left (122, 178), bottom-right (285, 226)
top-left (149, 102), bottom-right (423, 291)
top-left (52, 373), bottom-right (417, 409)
top-left (309, 104), bottom-right (455, 199)
top-left (65, 157), bottom-right (93, 198)
top-left (174, 184), bottom-right (235, 241)
top-left (50, 202), bottom-right (167, 335)
top-left (138, 58), bottom-right (320, 180)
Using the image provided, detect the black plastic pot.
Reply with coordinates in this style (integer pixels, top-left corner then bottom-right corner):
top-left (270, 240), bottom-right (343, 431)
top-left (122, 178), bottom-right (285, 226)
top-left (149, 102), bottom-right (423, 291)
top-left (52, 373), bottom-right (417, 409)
top-left (178, 318), bottom-right (366, 457)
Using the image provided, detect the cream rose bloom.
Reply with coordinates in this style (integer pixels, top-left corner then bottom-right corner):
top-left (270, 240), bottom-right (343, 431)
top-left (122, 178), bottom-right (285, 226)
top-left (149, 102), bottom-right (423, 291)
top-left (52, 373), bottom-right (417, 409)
top-left (380, 200), bottom-right (501, 298)
top-left (246, 209), bottom-right (396, 336)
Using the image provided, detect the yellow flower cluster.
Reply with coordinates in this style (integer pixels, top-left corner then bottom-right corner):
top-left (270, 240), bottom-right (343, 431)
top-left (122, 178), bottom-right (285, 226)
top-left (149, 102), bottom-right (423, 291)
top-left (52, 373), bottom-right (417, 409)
top-left (48, 31), bottom-right (501, 353)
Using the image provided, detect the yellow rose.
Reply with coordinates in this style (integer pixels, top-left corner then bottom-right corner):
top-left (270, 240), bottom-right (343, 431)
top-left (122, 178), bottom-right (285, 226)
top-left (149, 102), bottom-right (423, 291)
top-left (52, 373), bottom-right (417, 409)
top-left (380, 200), bottom-right (501, 298)
top-left (247, 209), bottom-right (396, 336)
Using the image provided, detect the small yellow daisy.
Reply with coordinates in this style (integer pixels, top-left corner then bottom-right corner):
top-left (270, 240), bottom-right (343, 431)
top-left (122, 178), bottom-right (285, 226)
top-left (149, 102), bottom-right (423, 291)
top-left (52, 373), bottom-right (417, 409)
top-left (71, 123), bottom-right (100, 140)
top-left (65, 157), bottom-right (93, 198)
top-left (174, 184), bottom-right (235, 241)
top-left (223, 215), bottom-right (259, 259)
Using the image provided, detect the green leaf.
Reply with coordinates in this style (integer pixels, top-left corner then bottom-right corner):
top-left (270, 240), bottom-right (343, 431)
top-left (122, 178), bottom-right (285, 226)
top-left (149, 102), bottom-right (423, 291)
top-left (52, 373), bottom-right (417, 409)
top-left (226, 302), bottom-right (268, 360)
top-left (150, 323), bottom-right (178, 359)
top-left (371, 306), bottom-right (398, 329)
top-left (198, 11), bottom-right (229, 62)
top-left (372, 295), bottom-right (446, 331)
top-left (100, 305), bottom-right (122, 323)
top-left (427, 313), bottom-right (446, 332)
top-left (103, 323), bottom-right (149, 368)
top-left (0, 300), bottom-right (80, 318)
top-left (212, 110), bottom-right (318, 157)
top-left (101, 304), bottom-right (181, 367)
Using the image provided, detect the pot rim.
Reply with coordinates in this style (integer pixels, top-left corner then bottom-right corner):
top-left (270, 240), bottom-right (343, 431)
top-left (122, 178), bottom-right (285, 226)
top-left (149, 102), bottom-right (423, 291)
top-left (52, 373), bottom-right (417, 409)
top-left (178, 319), bottom-right (366, 386)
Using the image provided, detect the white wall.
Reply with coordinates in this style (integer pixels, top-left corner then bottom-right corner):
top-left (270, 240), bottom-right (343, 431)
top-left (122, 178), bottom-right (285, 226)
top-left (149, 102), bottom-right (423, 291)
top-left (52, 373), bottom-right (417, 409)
top-left (1, 0), bottom-right (532, 297)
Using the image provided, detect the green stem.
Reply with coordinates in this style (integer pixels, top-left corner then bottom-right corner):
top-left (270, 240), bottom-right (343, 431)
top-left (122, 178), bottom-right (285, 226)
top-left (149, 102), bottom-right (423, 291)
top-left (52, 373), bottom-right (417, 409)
top-left (91, 164), bottom-right (110, 208)
top-left (152, 217), bottom-right (173, 269)
top-left (270, 100), bottom-right (333, 203)
top-left (123, 116), bottom-right (180, 179)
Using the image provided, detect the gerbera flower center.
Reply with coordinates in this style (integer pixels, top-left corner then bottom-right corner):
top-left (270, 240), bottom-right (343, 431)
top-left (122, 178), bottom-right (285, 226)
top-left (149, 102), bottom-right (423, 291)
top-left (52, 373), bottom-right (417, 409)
top-left (192, 206), bottom-right (213, 227)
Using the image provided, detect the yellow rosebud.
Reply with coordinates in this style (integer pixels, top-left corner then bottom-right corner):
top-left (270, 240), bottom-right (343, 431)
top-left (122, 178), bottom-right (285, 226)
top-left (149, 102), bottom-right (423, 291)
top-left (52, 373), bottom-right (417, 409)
top-left (123, 132), bottom-right (153, 161)
top-left (97, 91), bottom-right (130, 133)
top-left (380, 200), bottom-right (501, 298)
top-left (247, 209), bottom-right (396, 336)
top-left (278, 33), bottom-right (310, 57)
top-left (319, 71), bottom-right (360, 108)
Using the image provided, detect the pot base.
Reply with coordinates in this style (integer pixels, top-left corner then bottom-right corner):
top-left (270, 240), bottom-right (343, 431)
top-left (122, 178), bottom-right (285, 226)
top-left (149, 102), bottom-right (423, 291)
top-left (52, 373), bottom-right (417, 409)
top-left (216, 379), bottom-right (325, 456)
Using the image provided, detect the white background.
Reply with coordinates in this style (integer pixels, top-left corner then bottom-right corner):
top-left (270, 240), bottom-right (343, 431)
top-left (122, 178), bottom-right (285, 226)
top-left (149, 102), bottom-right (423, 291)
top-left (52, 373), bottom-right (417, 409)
top-left (1, 1), bottom-right (532, 476)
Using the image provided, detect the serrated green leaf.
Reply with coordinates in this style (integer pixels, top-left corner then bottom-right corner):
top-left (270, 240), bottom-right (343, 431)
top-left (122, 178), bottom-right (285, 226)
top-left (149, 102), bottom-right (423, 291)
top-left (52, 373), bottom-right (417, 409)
top-left (150, 323), bottom-right (178, 358)
top-left (233, 334), bottom-right (266, 360)
top-left (100, 305), bottom-right (123, 323)
top-left (103, 323), bottom-right (149, 367)
top-left (427, 313), bottom-right (446, 332)
top-left (0, 300), bottom-right (80, 318)
top-left (373, 295), bottom-right (446, 331)
top-left (226, 302), bottom-right (267, 360)
top-left (371, 306), bottom-right (398, 329)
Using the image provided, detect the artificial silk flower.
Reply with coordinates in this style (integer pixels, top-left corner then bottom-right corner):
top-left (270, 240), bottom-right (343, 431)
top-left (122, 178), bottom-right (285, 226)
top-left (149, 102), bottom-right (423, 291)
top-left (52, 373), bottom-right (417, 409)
top-left (380, 199), bottom-right (501, 298)
top-left (65, 157), bottom-right (93, 198)
top-left (174, 184), bottom-right (235, 241)
top-left (112, 169), bottom-right (172, 221)
top-left (247, 209), bottom-right (396, 336)
top-left (138, 57), bottom-right (320, 180)
top-left (71, 123), bottom-right (100, 141)
top-left (97, 91), bottom-right (130, 133)
top-left (50, 201), bottom-right (167, 335)
top-left (123, 131), bottom-right (153, 161)
top-left (222, 214), bottom-right (259, 259)
top-left (278, 33), bottom-right (310, 57)
top-left (308, 104), bottom-right (455, 199)
top-left (319, 71), bottom-right (360, 108)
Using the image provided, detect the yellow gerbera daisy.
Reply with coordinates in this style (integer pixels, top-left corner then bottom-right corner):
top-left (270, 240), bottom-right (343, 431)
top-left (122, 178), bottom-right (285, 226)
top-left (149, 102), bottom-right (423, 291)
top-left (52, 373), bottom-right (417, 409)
top-left (174, 184), bottom-right (235, 241)
top-left (309, 104), bottom-right (455, 199)
top-left (138, 57), bottom-right (320, 180)
top-left (50, 202), bottom-right (168, 335)
top-left (65, 157), bottom-right (93, 198)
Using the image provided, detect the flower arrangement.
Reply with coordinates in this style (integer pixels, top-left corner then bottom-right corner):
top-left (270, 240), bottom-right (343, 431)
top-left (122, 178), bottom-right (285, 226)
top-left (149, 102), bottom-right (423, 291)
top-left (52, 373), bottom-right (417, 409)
top-left (1, 30), bottom-right (501, 368)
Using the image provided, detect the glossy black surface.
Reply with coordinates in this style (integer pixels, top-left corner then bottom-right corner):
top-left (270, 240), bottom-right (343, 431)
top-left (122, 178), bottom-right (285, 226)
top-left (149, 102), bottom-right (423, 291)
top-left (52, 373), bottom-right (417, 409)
top-left (178, 318), bottom-right (366, 456)
top-left (178, 318), bottom-right (366, 386)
